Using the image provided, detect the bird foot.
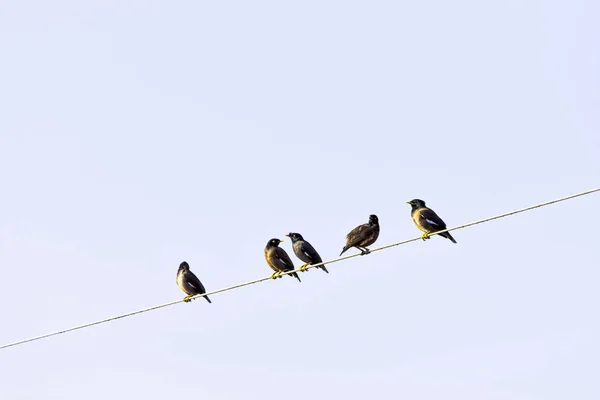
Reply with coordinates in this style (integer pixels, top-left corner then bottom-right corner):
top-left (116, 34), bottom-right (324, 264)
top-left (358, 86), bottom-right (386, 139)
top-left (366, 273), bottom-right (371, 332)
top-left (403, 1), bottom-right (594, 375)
top-left (271, 271), bottom-right (284, 279)
top-left (299, 264), bottom-right (309, 272)
top-left (360, 249), bottom-right (371, 256)
top-left (421, 233), bottom-right (431, 241)
top-left (183, 295), bottom-right (193, 302)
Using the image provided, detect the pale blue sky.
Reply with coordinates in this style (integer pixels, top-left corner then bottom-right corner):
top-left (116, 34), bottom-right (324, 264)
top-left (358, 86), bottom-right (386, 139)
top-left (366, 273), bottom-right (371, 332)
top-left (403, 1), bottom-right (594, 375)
top-left (1, 1), bottom-right (599, 399)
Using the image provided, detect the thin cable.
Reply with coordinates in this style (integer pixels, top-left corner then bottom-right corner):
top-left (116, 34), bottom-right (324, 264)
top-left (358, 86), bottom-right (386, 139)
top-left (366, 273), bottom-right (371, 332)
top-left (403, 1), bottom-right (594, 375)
top-left (1, 188), bottom-right (598, 351)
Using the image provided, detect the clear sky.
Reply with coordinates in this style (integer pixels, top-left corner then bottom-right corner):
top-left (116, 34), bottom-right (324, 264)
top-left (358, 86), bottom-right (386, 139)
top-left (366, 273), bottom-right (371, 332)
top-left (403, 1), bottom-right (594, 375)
top-left (1, 1), bottom-right (599, 399)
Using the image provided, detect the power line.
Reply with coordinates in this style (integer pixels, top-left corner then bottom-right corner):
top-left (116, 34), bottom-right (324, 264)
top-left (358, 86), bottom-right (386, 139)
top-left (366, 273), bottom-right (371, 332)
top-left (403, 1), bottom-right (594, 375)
top-left (1, 187), bottom-right (598, 351)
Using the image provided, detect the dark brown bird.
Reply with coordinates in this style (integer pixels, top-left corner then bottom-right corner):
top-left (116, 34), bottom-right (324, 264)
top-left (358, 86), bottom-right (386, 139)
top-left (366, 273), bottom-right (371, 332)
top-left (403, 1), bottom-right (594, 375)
top-left (264, 238), bottom-right (301, 282)
top-left (286, 232), bottom-right (329, 273)
top-left (339, 214), bottom-right (380, 256)
top-left (407, 199), bottom-right (457, 243)
top-left (176, 261), bottom-right (212, 303)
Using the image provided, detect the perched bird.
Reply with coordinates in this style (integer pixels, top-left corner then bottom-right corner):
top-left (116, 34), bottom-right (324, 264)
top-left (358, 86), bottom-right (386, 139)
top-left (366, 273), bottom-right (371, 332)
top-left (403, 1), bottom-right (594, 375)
top-left (339, 214), bottom-right (380, 256)
top-left (407, 199), bottom-right (457, 243)
top-left (286, 232), bottom-right (329, 273)
top-left (176, 261), bottom-right (212, 303)
top-left (264, 238), bottom-right (301, 282)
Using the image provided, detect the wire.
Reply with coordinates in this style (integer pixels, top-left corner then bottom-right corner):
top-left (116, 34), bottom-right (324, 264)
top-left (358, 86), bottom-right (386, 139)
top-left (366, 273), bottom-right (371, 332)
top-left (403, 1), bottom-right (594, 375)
top-left (1, 187), bottom-right (598, 351)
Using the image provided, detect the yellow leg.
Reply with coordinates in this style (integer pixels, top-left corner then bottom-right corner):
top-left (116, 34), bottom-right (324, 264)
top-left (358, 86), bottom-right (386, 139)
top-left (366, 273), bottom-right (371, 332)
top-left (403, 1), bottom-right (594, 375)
top-left (183, 295), bottom-right (193, 302)
top-left (270, 271), bottom-right (280, 279)
top-left (421, 232), bottom-right (431, 240)
top-left (299, 263), bottom-right (309, 272)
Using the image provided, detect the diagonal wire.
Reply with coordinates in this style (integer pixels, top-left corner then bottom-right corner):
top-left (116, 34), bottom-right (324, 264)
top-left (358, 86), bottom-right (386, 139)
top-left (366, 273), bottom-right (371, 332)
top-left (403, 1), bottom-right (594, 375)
top-left (1, 187), bottom-right (598, 351)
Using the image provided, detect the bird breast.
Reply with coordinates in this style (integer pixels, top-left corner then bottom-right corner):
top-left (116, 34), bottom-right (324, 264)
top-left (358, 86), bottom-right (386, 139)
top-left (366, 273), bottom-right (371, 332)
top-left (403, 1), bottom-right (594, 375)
top-left (176, 271), bottom-right (192, 295)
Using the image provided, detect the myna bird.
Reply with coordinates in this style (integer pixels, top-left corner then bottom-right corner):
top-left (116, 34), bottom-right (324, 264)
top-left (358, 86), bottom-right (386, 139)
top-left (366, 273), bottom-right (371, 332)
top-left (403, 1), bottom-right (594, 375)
top-left (407, 199), bottom-right (457, 243)
top-left (176, 261), bottom-right (212, 303)
top-left (286, 232), bottom-right (329, 273)
top-left (265, 238), bottom-right (301, 282)
top-left (339, 214), bottom-right (380, 256)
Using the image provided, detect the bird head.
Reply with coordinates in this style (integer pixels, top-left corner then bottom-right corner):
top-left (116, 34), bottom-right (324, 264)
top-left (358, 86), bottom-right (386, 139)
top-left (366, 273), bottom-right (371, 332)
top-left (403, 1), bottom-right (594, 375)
top-left (407, 199), bottom-right (426, 210)
top-left (285, 232), bottom-right (303, 242)
top-left (266, 238), bottom-right (283, 248)
top-left (368, 214), bottom-right (379, 226)
top-left (179, 261), bottom-right (190, 271)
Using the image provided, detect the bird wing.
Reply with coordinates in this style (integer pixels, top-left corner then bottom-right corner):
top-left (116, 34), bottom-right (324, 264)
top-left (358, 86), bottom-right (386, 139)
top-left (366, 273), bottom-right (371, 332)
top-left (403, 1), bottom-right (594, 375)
top-left (185, 271), bottom-right (206, 294)
top-left (300, 241), bottom-right (322, 263)
top-left (419, 208), bottom-right (447, 229)
top-left (273, 247), bottom-right (295, 271)
top-left (345, 223), bottom-right (371, 246)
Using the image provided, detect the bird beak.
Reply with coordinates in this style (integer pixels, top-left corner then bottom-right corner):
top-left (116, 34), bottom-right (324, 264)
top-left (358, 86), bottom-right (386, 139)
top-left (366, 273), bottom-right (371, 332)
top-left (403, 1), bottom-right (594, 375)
top-left (285, 233), bottom-right (290, 237)
top-left (279, 239), bottom-right (284, 242)
top-left (406, 201), bottom-right (411, 204)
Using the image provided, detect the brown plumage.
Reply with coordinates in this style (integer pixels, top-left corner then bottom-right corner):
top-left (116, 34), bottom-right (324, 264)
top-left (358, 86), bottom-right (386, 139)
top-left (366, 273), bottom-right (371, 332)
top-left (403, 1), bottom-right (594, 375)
top-left (264, 238), bottom-right (301, 282)
top-left (339, 214), bottom-right (380, 256)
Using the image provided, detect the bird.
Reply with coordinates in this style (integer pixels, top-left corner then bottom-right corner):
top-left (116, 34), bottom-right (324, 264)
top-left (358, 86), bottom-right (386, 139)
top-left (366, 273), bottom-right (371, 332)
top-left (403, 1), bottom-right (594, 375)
top-left (264, 238), bottom-right (301, 282)
top-left (286, 232), bottom-right (329, 273)
top-left (339, 214), bottom-right (380, 256)
top-left (176, 261), bottom-right (212, 303)
top-left (407, 199), bottom-right (457, 243)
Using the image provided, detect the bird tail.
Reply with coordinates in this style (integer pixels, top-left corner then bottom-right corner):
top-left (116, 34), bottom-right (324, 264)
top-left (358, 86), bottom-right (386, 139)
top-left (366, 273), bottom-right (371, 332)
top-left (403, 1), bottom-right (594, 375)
top-left (441, 232), bottom-right (457, 243)
top-left (320, 265), bottom-right (330, 273)
top-left (204, 295), bottom-right (212, 303)
top-left (291, 272), bottom-right (301, 282)
top-left (339, 246), bottom-right (349, 256)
